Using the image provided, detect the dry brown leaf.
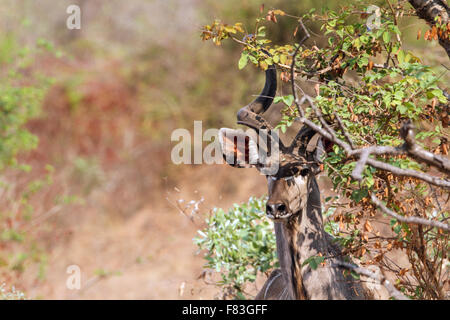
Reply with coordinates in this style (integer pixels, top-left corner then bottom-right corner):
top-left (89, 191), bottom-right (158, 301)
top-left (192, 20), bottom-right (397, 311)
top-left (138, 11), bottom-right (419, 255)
top-left (399, 268), bottom-right (409, 276)
top-left (364, 220), bottom-right (374, 233)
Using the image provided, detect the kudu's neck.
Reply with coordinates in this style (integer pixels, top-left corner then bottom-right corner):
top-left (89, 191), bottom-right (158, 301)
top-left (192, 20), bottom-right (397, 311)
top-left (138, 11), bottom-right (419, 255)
top-left (274, 176), bottom-right (366, 300)
top-left (296, 176), bottom-right (330, 254)
top-left (274, 176), bottom-right (329, 299)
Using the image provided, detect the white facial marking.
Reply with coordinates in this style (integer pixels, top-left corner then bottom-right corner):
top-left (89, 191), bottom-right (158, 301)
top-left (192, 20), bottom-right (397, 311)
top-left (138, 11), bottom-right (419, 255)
top-left (293, 175), bottom-right (308, 212)
top-left (294, 175), bottom-right (308, 188)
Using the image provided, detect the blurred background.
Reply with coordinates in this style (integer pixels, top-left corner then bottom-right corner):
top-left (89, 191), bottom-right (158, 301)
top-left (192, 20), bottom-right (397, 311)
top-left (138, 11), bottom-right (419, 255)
top-left (0, 0), bottom-right (446, 299)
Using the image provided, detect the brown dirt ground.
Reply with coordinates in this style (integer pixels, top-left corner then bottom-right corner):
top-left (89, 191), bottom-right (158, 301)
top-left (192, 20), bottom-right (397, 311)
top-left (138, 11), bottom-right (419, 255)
top-left (20, 165), bottom-right (267, 299)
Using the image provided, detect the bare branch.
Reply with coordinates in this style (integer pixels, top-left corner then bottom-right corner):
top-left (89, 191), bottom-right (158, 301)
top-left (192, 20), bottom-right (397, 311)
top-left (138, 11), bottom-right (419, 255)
top-left (365, 158), bottom-right (450, 188)
top-left (371, 194), bottom-right (450, 232)
top-left (334, 261), bottom-right (409, 300)
top-left (352, 148), bottom-right (371, 181)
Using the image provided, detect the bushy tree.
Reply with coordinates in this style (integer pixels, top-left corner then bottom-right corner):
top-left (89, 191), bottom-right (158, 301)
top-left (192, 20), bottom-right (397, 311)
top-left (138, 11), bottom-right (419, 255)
top-left (197, 0), bottom-right (449, 299)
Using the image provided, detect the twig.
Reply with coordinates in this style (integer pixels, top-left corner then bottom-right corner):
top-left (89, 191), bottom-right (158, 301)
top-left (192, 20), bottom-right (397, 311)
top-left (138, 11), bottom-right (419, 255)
top-left (386, 0), bottom-right (402, 44)
top-left (334, 112), bottom-right (355, 149)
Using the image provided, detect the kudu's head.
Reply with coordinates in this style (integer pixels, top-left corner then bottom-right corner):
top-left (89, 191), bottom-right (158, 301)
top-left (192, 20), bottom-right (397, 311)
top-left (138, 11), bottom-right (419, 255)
top-left (219, 65), bottom-right (325, 221)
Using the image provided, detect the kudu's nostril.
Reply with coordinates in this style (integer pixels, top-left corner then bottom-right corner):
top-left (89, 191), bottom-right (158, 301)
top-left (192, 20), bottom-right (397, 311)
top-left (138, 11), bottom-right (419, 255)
top-left (276, 203), bottom-right (286, 212)
top-left (266, 204), bottom-right (274, 215)
top-left (266, 203), bottom-right (287, 218)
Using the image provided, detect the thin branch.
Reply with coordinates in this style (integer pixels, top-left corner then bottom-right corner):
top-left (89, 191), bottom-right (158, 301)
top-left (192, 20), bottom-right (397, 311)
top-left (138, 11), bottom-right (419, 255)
top-left (371, 194), bottom-right (450, 232)
top-left (353, 148), bottom-right (371, 181)
top-left (334, 261), bottom-right (409, 300)
top-left (334, 112), bottom-right (355, 149)
top-left (386, 0), bottom-right (402, 44)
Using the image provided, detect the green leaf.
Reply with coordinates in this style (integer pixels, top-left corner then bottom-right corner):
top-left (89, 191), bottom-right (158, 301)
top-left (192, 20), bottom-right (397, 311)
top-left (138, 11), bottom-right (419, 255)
top-left (238, 52), bottom-right (248, 70)
top-left (236, 291), bottom-right (246, 300)
top-left (260, 60), bottom-right (268, 70)
top-left (350, 270), bottom-right (360, 280)
top-left (383, 31), bottom-right (391, 44)
top-left (273, 97), bottom-right (283, 104)
top-left (282, 95), bottom-right (294, 107)
top-left (351, 189), bottom-right (368, 202)
top-left (357, 56), bottom-right (369, 68)
top-left (397, 50), bottom-right (405, 64)
top-left (302, 255), bottom-right (325, 270)
top-left (353, 38), bottom-right (361, 50)
top-left (397, 104), bottom-right (407, 114)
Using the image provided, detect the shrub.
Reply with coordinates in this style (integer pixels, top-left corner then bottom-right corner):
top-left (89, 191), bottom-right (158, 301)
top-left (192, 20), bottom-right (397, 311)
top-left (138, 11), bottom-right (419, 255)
top-left (194, 196), bottom-right (277, 299)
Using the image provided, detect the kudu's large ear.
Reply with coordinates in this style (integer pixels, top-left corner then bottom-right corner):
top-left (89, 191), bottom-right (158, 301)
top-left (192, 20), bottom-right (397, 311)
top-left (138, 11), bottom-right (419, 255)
top-left (306, 133), bottom-right (325, 164)
top-left (307, 133), bottom-right (335, 162)
top-left (218, 128), bottom-right (259, 168)
top-left (290, 126), bottom-right (329, 174)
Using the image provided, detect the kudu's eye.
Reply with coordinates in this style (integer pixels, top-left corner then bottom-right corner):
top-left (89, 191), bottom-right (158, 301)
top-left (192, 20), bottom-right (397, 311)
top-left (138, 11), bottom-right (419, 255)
top-left (300, 168), bottom-right (310, 177)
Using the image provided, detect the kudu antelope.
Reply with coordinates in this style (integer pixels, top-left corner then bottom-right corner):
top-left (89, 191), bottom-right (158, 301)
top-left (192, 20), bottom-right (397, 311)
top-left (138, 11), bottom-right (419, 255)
top-left (218, 65), bottom-right (369, 300)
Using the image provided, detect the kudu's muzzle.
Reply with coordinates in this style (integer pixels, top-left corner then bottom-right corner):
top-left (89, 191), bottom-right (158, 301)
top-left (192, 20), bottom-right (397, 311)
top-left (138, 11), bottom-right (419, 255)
top-left (266, 202), bottom-right (292, 220)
